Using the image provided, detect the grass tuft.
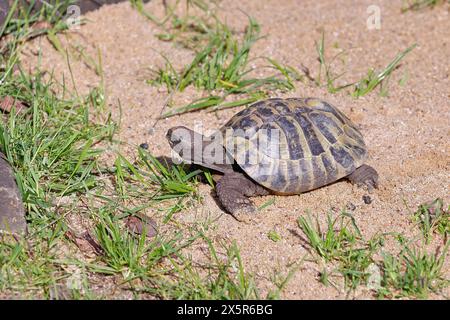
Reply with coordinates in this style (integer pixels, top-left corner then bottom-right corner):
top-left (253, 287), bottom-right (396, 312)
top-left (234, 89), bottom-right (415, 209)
top-left (0, 0), bottom-right (292, 300)
top-left (132, 0), bottom-right (220, 49)
top-left (314, 32), bottom-right (354, 94)
top-left (298, 212), bottom-right (363, 262)
top-left (149, 16), bottom-right (297, 117)
top-left (113, 150), bottom-right (202, 223)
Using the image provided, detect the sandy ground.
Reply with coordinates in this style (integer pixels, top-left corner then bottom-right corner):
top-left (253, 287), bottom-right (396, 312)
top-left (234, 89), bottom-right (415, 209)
top-left (21, 0), bottom-right (449, 299)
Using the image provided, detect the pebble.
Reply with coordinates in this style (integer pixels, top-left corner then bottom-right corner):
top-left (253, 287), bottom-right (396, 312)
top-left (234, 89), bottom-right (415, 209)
top-left (139, 143), bottom-right (149, 149)
top-left (363, 195), bottom-right (372, 204)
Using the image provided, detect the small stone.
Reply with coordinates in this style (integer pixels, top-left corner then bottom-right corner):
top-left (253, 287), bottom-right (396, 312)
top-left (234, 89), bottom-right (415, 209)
top-left (0, 96), bottom-right (27, 113)
top-left (139, 143), bottom-right (149, 149)
top-left (346, 202), bottom-right (356, 211)
top-left (125, 215), bottom-right (157, 238)
top-left (363, 195), bottom-right (372, 204)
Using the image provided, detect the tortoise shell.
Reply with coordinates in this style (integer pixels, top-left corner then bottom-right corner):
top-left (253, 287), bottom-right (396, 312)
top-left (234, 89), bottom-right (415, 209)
top-left (220, 97), bottom-right (368, 194)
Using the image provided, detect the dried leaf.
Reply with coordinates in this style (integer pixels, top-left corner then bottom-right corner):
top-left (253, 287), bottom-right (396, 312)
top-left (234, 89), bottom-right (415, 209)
top-left (31, 21), bottom-right (53, 31)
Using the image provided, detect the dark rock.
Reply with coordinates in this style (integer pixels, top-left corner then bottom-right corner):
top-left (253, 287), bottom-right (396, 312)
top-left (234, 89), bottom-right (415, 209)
top-left (0, 152), bottom-right (27, 235)
top-left (139, 143), bottom-right (149, 150)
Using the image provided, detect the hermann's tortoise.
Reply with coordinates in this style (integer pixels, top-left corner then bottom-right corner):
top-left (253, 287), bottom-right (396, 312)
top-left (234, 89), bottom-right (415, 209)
top-left (166, 97), bottom-right (378, 221)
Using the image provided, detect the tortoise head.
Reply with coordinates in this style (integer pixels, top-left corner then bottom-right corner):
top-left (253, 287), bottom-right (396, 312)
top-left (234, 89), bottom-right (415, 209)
top-left (166, 126), bottom-right (233, 173)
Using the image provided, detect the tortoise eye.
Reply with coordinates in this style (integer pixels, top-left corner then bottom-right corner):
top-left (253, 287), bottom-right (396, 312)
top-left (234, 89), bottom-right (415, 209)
top-left (166, 129), bottom-right (181, 145)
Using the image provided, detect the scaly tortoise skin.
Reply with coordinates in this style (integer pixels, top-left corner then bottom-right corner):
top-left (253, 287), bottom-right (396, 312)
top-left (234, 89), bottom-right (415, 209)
top-left (166, 97), bottom-right (378, 221)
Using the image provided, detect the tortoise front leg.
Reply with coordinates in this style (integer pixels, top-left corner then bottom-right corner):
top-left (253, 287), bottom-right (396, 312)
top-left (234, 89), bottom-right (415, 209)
top-left (216, 172), bottom-right (270, 222)
top-left (347, 164), bottom-right (379, 192)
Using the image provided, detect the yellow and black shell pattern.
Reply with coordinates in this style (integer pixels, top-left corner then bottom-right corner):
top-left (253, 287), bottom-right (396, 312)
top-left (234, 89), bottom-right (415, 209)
top-left (220, 98), bottom-right (368, 194)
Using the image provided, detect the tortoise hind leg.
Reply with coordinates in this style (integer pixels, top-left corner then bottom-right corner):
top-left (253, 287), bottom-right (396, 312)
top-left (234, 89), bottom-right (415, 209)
top-left (347, 164), bottom-right (379, 192)
top-left (216, 172), bottom-right (270, 222)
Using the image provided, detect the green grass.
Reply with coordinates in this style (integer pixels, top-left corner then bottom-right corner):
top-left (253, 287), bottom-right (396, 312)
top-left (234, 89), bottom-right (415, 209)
top-left (258, 198), bottom-right (276, 211)
top-left (0, 5), bottom-right (285, 297)
top-left (93, 208), bottom-right (154, 276)
top-left (149, 29), bottom-right (416, 115)
top-left (0, 72), bottom-right (115, 232)
top-left (0, 62), bottom-right (111, 297)
top-left (134, 237), bottom-right (262, 300)
top-left (146, 13), bottom-right (416, 117)
top-left (0, 69), bottom-right (268, 298)
top-left (86, 210), bottom-right (263, 300)
top-left (268, 230), bottom-right (281, 242)
top-left (132, 0), bottom-right (220, 49)
top-left (352, 44), bottom-right (417, 98)
top-left (2, 0), bottom-right (441, 300)
top-left (113, 150), bottom-right (204, 223)
top-left (338, 236), bottom-right (384, 290)
top-left (0, 206), bottom-right (261, 299)
top-left (314, 32), bottom-right (354, 94)
top-left (0, 0), bottom-right (73, 52)
top-left (297, 212), bottom-right (363, 262)
top-left (298, 212), bottom-right (384, 291)
top-left (148, 16), bottom-right (297, 117)
top-left (378, 237), bottom-right (449, 299)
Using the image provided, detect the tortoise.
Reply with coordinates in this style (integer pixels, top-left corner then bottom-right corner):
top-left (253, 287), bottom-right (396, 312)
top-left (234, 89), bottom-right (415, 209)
top-left (166, 97), bottom-right (378, 221)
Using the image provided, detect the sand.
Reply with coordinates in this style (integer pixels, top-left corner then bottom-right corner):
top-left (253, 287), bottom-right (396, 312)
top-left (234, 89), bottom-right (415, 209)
top-left (20, 0), bottom-right (449, 299)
